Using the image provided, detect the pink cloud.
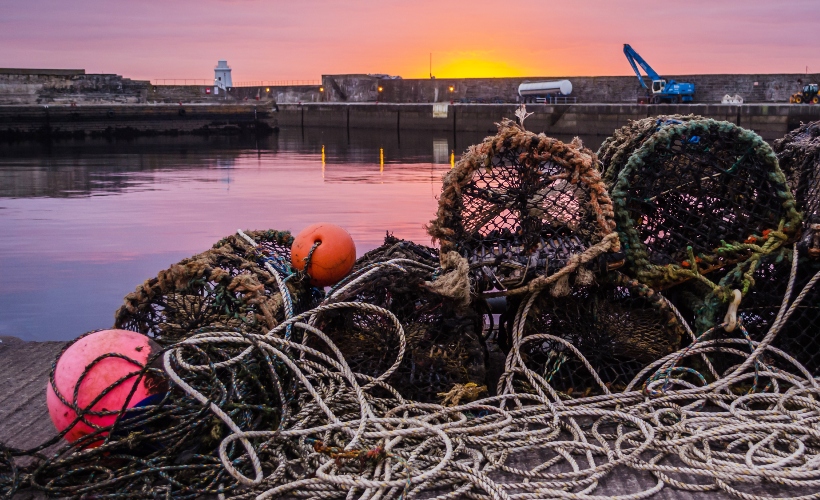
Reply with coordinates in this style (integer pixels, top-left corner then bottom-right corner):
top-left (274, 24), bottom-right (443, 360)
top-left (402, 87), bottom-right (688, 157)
top-left (1, 0), bottom-right (818, 80)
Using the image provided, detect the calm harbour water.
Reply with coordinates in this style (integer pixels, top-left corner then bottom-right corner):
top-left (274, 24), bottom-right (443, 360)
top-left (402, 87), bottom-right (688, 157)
top-left (0, 128), bottom-right (604, 341)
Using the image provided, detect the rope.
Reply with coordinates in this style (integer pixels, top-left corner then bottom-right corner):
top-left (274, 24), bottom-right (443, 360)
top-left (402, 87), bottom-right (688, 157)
top-left (8, 244), bottom-right (818, 499)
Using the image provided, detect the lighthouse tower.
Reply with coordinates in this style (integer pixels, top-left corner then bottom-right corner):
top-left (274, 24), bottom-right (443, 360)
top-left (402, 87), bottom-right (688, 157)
top-left (214, 60), bottom-right (233, 90)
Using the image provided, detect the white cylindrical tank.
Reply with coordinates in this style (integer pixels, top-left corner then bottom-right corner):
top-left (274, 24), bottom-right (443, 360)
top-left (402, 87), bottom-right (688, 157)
top-left (518, 80), bottom-right (573, 96)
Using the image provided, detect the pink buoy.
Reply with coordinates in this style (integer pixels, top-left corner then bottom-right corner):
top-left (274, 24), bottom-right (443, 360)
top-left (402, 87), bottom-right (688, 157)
top-left (46, 329), bottom-right (165, 445)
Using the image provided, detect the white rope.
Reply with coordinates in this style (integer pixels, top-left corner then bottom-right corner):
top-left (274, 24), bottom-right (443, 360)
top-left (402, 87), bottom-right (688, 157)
top-left (157, 245), bottom-right (820, 500)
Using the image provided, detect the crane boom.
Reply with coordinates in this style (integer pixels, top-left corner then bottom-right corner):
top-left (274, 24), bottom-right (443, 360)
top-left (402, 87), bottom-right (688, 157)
top-left (623, 44), bottom-right (661, 89)
top-left (622, 43), bottom-right (695, 103)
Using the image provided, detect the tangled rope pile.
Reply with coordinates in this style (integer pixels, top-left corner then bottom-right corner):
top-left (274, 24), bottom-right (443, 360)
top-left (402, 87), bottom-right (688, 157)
top-left (5, 241), bottom-right (818, 500)
top-left (2, 117), bottom-right (820, 500)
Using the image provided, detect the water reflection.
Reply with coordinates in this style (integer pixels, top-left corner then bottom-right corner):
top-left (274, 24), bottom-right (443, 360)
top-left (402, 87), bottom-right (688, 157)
top-left (432, 139), bottom-right (449, 164)
top-left (0, 128), bottom-right (604, 341)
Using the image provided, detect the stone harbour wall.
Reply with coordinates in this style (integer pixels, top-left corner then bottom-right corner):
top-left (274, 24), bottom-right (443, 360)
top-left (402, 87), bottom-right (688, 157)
top-left (274, 102), bottom-right (820, 142)
top-left (0, 104), bottom-right (278, 139)
top-left (0, 71), bottom-right (149, 105)
top-left (3, 68), bottom-right (818, 106)
top-left (320, 73), bottom-right (820, 105)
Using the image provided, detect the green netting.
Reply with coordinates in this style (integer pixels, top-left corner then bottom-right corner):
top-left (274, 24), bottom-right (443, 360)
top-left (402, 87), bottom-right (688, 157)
top-left (601, 117), bottom-right (801, 301)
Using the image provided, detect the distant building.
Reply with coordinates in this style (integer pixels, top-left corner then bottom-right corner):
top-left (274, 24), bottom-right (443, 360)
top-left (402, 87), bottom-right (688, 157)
top-left (214, 60), bottom-right (232, 90)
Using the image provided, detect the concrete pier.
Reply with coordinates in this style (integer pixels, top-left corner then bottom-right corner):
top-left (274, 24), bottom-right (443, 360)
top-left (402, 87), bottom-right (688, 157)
top-left (0, 104), bottom-right (277, 139)
top-left (2, 102), bottom-right (819, 142)
top-left (276, 102), bottom-right (820, 142)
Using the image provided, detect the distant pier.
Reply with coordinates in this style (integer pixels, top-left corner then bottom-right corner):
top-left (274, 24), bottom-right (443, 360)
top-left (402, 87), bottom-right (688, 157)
top-left (0, 103), bottom-right (277, 140)
top-left (2, 102), bottom-right (819, 142)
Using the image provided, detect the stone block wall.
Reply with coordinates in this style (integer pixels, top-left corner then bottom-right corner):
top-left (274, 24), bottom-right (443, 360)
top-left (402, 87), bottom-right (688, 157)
top-left (0, 104), bottom-right (278, 139)
top-left (353, 73), bottom-right (820, 104)
top-left (3, 69), bottom-right (818, 107)
top-left (0, 71), bottom-right (149, 105)
top-left (321, 75), bottom-right (381, 102)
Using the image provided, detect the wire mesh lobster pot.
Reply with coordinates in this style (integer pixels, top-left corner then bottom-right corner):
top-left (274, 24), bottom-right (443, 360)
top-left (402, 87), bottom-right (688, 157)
top-left (513, 273), bottom-right (686, 393)
top-left (115, 230), bottom-right (311, 344)
top-left (311, 235), bottom-right (487, 403)
top-left (600, 116), bottom-right (801, 294)
top-left (428, 119), bottom-right (622, 296)
top-left (661, 249), bottom-right (820, 375)
top-left (427, 119), bottom-right (702, 394)
top-left (734, 253), bottom-right (820, 375)
top-left (774, 119), bottom-right (820, 257)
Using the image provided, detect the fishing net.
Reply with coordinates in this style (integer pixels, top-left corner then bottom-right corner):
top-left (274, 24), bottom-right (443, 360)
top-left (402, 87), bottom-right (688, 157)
top-left (722, 251), bottom-right (820, 375)
top-left (428, 118), bottom-right (623, 299)
top-left (508, 273), bottom-right (686, 395)
top-left (599, 116), bottom-right (802, 344)
top-left (114, 230), bottom-right (312, 344)
top-left (310, 234), bottom-right (487, 404)
top-left (598, 114), bottom-right (705, 188)
top-left (774, 119), bottom-right (820, 257)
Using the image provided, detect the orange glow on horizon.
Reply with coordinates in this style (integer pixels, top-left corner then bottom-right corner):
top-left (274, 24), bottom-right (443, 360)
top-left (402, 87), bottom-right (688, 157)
top-left (431, 57), bottom-right (532, 79)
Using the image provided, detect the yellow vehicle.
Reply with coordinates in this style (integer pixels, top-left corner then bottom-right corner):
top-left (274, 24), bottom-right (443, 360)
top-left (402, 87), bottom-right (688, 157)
top-left (790, 83), bottom-right (820, 104)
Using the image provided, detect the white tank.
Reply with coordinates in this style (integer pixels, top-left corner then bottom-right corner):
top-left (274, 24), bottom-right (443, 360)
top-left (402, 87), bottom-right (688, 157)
top-left (518, 80), bottom-right (573, 96)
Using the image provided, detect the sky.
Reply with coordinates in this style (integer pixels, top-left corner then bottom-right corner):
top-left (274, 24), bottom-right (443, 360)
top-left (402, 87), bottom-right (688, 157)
top-left (1, 0), bottom-right (819, 82)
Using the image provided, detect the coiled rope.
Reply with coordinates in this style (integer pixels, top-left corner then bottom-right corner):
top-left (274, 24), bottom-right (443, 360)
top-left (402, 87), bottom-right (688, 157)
top-left (157, 244), bottom-right (820, 500)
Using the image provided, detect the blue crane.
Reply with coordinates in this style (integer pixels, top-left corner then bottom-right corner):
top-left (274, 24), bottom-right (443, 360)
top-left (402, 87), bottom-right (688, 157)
top-left (623, 44), bottom-right (695, 104)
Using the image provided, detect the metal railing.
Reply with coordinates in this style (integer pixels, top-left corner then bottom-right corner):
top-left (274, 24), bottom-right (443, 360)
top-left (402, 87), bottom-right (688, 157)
top-left (536, 96), bottom-right (577, 104)
top-left (150, 79), bottom-right (321, 87)
top-left (151, 79), bottom-right (212, 86)
top-left (233, 80), bottom-right (321, 87)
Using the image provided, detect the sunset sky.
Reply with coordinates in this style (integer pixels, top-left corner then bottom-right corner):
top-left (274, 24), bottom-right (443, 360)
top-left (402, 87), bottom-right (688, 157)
top-left (2, 0), bottom-right (819, 82)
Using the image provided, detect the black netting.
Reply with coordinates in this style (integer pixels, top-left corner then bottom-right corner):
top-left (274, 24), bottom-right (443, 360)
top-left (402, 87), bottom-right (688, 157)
top-left (509, 273), bottom-right (684, 393)
top-left (429, 119), bottom-right (620, 295)
top-left (311, 235), bottom-right (487, 403)
top-left (774, 120), bottom-right (820, 225)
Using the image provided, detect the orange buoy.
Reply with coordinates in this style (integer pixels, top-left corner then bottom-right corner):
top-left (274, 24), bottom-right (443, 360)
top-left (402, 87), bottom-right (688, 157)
top-left (46, 329), bottom-right (165, 445)
top-left (291, 223), bottom-right (356, 287)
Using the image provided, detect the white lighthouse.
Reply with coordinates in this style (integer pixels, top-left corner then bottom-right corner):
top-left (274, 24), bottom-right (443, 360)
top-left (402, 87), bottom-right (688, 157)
top-left (214, 60), bottom-right (233, 90)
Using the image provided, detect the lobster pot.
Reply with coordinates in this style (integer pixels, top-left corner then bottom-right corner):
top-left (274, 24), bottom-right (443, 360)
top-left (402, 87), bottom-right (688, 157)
top-left (428, 120), bottom-right (621, 296)
top-left (775, 120), bottom-right (820, 259)
top-left (312, 236), bottom-right (487, 403)
top-left (598, 115), bottom-right (705, 186)
top-left (668, 251), bottom-right (820, 376)
top-left (600, 117), bottom-right (801, 291)
top-left (513, 274), bottom-right (685, 393)
top-left (115, 230), bottom-right (311, 344)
